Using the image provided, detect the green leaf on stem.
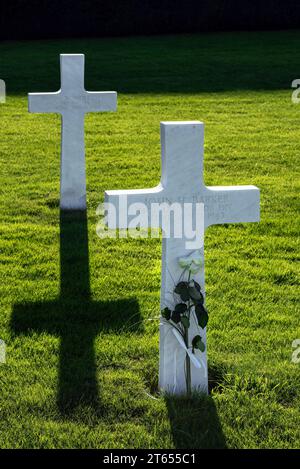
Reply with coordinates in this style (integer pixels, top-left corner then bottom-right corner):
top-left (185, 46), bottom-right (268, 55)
top-left (174, 282), bottom-right (190, 302)
top-left (192, 335), bottom-right (205, 353)
top-left (192, 281), bottom-right (201, 292)
top-left (188, 284), bottom-right (203, 302)
top-left (171, 310), bottom-right (181, 323)
top-left (195, 303), bottom-right (209, 328)
top-left (181, 315), bottom-right (190, 328)
top-left (175, 303), bottom-right (187, 313)
top-left (161, 307), bottom-right (171, 320)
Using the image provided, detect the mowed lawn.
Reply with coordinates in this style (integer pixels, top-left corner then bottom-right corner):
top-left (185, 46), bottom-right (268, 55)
top-left (0, 31), bottom-right (299, 449)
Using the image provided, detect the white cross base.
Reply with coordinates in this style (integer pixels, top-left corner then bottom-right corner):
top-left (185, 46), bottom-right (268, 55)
top-left (105, 121), bottom-right (260, 394)
top-left (29, 54), bottom-right (117, 210)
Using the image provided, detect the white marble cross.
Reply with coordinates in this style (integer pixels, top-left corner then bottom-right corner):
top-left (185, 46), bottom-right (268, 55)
top-left (29, 54), bottom-right (117, 210)
top-left (105, 121), bottom-right (260, 394)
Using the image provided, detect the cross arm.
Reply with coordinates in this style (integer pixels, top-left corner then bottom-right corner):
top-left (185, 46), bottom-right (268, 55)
top-left (204, 185), bottom-right (260, 227)
top-left (104, 185), bottom-right (163, 229)
top-left (28, 91), bottom-right (63, 114)
top-left (84, 91), bottom-right (117, 112)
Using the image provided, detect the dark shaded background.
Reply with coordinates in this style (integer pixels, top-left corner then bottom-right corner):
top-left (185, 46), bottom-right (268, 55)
top-left (0, 0), bottom-right (299, 41)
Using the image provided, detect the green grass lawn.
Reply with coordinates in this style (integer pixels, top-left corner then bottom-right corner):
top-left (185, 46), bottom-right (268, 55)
top-left (0, 30), bottom-right (299, 449)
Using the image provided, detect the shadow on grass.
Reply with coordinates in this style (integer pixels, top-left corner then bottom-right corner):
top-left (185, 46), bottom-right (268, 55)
top-left (166, 392), bottom-right (226, 449)
top-left (11, 210), bottom-right (141, 416)
top-left (164, 363), bottom-right (227, 448)
top-left (2, 31), bottom-right (300, 95)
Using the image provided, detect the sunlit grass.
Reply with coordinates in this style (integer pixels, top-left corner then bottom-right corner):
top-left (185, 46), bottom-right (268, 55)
top-left (0, 30), bottom-right (299, 448)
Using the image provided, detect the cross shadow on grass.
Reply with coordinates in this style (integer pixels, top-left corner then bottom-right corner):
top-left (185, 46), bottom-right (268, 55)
top-left (165, 364), bottom-right (227, 448)
top-left (11, 210), bottom-right (141, 416)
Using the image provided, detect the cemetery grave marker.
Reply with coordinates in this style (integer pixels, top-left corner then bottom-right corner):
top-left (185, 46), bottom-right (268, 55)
top-left (29, 54), bottom-right (117, 210)
top-left (105, 121), bottom-right (260, 394)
